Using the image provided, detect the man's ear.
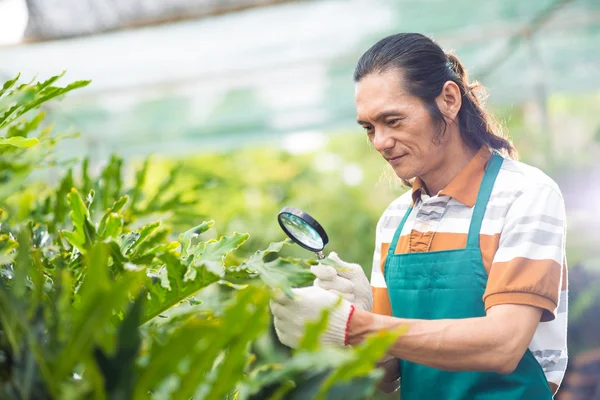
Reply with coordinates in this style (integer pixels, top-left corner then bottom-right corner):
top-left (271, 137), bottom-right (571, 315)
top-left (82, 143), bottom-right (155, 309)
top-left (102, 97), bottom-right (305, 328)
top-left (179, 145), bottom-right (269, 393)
top-left (435, 81), bottom-right (462, 121)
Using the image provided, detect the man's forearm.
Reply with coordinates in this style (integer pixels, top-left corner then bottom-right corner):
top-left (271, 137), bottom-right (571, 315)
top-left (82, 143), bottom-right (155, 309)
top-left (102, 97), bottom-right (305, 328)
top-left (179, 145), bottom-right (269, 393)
top-left (348, 305), bottom-right (542, 375)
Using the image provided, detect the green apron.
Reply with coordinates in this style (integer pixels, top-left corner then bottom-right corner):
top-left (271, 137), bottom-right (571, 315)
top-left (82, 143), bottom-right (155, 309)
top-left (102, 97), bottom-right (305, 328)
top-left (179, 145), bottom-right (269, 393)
top-left (384, 151), bottom-right (553, 399)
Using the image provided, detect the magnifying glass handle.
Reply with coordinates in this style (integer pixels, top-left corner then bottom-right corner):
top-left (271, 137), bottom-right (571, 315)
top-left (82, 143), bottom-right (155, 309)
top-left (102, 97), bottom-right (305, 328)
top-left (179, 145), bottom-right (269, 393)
top-left (316, 251), bottom-right (325, 260)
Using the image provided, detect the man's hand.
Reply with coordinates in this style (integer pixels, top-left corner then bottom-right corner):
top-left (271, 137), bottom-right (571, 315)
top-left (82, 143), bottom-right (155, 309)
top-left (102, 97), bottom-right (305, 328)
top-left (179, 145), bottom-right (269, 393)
top-left (269, 286), bottom-right (354, 348)
top-left (310, 252), bottom-right (373, 312)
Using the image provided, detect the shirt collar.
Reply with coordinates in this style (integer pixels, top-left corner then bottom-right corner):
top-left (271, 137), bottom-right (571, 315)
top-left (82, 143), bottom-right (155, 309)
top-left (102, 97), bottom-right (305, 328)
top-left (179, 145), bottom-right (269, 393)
top-left (411, 147), bottom-right (493, 208)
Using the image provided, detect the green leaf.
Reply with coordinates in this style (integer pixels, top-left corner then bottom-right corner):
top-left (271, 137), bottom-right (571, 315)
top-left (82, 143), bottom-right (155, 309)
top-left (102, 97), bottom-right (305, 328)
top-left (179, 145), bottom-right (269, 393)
top-left (97, 213), bottom-right (124, 240)
top-left (81, 157), bottom-right (92, 197)
top-left (141, 254), bottom-right (219, 324)
top-left (315, 327), bottom-right (407, 399)
top-left (35, 71), bottom-right (65, 92)
top-left (128, 221), bottom-right (160, 254)
top-left (145, 163), bottom-right (183, 211)
top-left (28, 250), bottom-right (45, 317)
top-left (53, 169), bottom-right (75, 230)
top-left (13, 228), bottom-right (32, 298)
top-left (6, 112), bottom-right (45, 138)
top-left (119, 232), bottom-right (140, 254)
top-left (0, 73), bottom-right (20, 97)
top-left (55, 247), bottom-right (142, 381)
top-left (94, 292), bottom-right (143, 400)
top-left (80, 242), bottom-right (110, 294)
top-left (135, 286), bottom-right (270, 400)
top-left (0, 233), bottom-right (19, 256)
top-left (0, 136), bottom-right (40, 148)
top-left (17, 80), bottom-right (92, 119)
top-left (129, 158), bottom-right (149, 212)
top-left (236, 241), bottom-right (314, 296)
top-left (127, 229), bottom-right (172, 264)
top-left (97, 196), bottom-right (128, 240)
top-left (188, 232), bottom-right (249, 278)
top-left (99, 154), bottom-right (123, 210)
top-left (178, 220), bottom-right (214, 259)
top-left (0, 74), bottom-right (90, 130)
top-left (62, 189), bottom-right (96, 254)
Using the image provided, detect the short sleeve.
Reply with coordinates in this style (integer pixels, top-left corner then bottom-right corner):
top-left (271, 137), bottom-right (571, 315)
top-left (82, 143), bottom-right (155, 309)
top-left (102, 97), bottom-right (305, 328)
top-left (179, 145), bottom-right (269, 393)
top-left (483, 183), bottom-right (566, 322)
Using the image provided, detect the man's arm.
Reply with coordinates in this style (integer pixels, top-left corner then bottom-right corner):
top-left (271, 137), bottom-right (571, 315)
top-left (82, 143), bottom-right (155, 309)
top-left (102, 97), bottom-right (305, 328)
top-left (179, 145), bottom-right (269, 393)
top-left (349, 303), bottom-right (543, 375)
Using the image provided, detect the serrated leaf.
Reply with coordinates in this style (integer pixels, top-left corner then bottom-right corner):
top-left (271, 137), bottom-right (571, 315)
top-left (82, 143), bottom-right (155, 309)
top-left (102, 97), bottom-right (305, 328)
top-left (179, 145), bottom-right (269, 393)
top-left (141, 251), bottom-right (220, 324)
top-left (0, 73), bottom-right (20, 97)
top-left (107, 240), bottom-right (129, 273)
top-left (158, 267), bottom-right (171, 291)
top-left (191, 233), bottom-right (249, 278)
top-left (119, 232), bottom-right (140, 254)
top-left (97, 212), bottom-right (123, 240)
top-left (98, 196), bottom-right (128, 240)
top-left (128, 221), bottom-right (160, 254)
top-left (0, 75), bottom-right (90, 129)
top-left (236, 241), bottom-right (313, 295)
top-left (62, 189), bottom-right (96, 254)
top-left (18, 80), bottom-right (92, 117)
top-left (35, 71), bottom-right (65, 91)
top-left (178, 221), bottom-right (214, 259)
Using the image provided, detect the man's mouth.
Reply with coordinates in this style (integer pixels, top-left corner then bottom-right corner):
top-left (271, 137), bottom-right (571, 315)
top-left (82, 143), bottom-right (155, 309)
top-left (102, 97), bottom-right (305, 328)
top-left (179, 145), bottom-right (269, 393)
top-left (385, 154), bottom-right (406, 164)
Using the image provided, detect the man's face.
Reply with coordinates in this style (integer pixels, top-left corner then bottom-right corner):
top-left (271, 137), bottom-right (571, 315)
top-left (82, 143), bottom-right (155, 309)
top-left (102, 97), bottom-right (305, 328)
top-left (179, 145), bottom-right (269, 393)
top-left (355, 69), bottom-right (447, 182)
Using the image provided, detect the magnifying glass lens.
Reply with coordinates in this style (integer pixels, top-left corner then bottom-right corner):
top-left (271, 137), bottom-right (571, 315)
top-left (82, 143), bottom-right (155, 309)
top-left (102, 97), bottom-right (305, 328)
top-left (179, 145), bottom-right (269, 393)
top-left (280, 213), bottom-right (324, 250)
top-left (277, 207), bottom-right (329, 256)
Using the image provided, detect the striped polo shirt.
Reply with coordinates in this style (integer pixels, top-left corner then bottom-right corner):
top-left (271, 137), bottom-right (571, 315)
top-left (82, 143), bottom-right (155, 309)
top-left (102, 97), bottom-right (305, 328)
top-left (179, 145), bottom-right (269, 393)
top-left (370, 147), bottom-right (568, 393)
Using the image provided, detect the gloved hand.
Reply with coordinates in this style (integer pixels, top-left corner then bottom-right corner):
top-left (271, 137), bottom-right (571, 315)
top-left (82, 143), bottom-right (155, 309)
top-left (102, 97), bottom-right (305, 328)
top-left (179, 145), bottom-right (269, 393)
top-left (270, 286), bottom-right (354, 349)
top-left (310, 252), bottom-right (373, 312)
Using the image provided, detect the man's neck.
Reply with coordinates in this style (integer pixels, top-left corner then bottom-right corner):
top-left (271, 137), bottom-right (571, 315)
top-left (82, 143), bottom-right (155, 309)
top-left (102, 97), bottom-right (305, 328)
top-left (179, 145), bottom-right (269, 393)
top-left (420, 141), bottom-right (479, 196)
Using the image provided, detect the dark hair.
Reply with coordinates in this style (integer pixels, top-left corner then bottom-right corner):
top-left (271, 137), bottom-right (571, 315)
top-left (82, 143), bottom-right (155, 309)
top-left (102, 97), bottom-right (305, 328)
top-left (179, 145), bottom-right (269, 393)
top-left (354, 32), bottom-right (516, 161)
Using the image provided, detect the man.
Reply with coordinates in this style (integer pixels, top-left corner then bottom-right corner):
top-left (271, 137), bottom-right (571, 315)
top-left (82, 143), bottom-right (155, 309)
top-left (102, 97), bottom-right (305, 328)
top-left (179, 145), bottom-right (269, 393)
top-left (270, 33), bottom-right (568, 399)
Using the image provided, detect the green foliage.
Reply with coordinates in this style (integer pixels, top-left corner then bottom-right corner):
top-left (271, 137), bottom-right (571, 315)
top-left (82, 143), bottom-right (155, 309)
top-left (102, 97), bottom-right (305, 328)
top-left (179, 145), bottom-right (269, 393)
top-left (139, 139), bottom-right (405, 279)
top-left (0, 72), bottom-right (90, 200)
top-left (0, 74), bottom-right (399, 399)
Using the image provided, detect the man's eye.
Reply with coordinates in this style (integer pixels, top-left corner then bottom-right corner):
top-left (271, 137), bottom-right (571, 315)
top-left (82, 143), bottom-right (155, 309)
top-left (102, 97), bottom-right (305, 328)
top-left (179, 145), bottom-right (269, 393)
top-left (363, 126), bottom-right (374, 135)
top-left (386, 119), bottom-right (401, 127)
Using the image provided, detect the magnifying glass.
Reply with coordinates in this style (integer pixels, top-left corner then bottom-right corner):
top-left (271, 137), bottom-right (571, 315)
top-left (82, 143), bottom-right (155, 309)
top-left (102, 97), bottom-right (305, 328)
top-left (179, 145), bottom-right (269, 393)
top-left (277, 206), bottom-right (329, 259)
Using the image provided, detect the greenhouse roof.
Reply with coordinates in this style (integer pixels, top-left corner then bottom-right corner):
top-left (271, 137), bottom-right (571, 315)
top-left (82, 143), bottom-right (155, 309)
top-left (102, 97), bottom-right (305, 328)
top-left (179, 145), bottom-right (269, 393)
top-left (0, 0), bottom-right (598, 158)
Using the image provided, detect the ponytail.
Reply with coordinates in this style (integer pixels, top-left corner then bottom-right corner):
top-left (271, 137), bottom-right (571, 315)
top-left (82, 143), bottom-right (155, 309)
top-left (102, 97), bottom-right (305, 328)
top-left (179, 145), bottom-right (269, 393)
top-left (446, 52), bottom-right (517, 159)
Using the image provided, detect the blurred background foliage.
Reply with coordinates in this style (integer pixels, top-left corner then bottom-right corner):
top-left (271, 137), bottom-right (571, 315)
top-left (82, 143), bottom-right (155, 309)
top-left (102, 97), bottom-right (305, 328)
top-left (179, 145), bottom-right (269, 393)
top-left (1, 0), bottom-right (600, 398)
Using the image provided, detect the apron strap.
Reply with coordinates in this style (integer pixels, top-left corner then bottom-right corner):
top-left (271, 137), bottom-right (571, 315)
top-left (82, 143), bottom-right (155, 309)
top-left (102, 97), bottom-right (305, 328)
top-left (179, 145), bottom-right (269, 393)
top-left (466, 150), bottom-right (504, 249)
top-left (387, 150), bottom-right (504, 255)
top-left (388, 205), bottom-right (413, 257)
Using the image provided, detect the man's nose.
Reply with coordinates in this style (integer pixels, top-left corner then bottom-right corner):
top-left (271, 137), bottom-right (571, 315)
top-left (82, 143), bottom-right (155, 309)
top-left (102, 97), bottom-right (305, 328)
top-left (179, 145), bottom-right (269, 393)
top-left (372, 131), bottom-right (394, 153)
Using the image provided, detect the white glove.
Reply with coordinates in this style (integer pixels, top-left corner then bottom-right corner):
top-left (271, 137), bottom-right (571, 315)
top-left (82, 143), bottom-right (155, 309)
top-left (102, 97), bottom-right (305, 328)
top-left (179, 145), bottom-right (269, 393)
top-left (310, 252), bottom-right (373, 312)
top-left (270, 286), bottom-right (354, 349)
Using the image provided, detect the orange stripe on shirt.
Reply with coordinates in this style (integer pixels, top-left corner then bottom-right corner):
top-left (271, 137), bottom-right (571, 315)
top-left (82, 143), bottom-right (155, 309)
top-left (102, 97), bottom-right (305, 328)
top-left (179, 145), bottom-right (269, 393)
top-left (380, 231), bottom-right (501, 275)
top-left (373, 233), bottom-right (563, 321)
